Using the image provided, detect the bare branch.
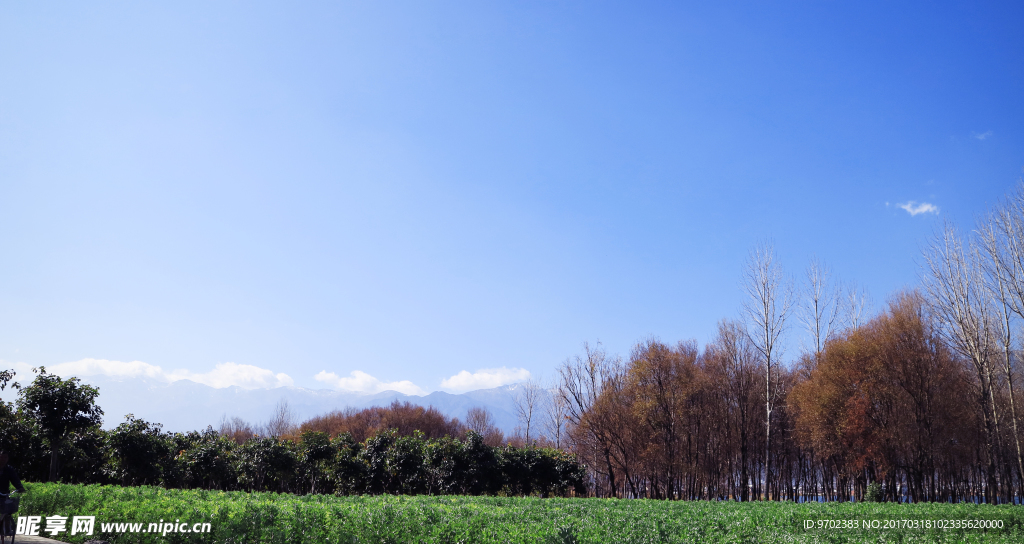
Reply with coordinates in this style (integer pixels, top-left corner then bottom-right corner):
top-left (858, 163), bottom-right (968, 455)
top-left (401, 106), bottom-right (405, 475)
top-left (799, 256), bottom-right (842, 359)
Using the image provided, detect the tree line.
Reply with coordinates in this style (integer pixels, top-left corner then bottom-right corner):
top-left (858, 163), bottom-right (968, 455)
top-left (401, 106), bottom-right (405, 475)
top-left (553, 183), bottom-right (1024, 503)
top-left (0, 371), bottom-right (586, 497)
top-left (7, 184), bottom-right (1024, 503)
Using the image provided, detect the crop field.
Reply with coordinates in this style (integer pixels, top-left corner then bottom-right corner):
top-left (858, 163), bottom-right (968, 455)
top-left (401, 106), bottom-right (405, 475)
top-left (14, 482), bottom-right (1024, 543)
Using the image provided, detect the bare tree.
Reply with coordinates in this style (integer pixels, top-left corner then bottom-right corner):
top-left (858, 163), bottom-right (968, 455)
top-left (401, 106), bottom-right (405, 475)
top-left (708, 319), bottom-right (759, 501)
top-left (513, 378), bottom-right (543, 445)
top-left (219, 415), bottom-right (260, 444)
top-left (922, 221), bottom-right (1002, 501)
top-left (465, 406), bottom-right (492, 434)
top-left (557, 342), bottom-right (621, 497)
top-left (800, 256), bottom-right (842, 360)
top-left (742, 241), bottom-right (793, 499)
top-left (465, 406), bottom-right (505, 446)
top-left (265, 399), bottom-right (297, 438)
top-left (983, 182), bottom-right (1024, 318)
top-left (978, 191), bottom-right (1024, 488)
top-left (542, 382), bottom-right (569, 450)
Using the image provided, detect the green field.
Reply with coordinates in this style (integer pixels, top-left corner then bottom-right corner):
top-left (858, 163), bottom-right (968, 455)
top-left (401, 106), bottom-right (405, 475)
top-left (13, 482), bottom-right (1024, 543)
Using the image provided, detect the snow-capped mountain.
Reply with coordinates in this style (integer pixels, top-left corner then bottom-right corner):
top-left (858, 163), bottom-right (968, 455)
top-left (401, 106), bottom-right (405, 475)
top-left (80, 376), bottom-right (531, 434)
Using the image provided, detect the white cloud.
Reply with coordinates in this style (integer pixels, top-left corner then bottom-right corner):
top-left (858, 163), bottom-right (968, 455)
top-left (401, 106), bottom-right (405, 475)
top-left (50, 358), bottom-right (165, 380)
top-left (315, 370), bottom-right (425, 396)
top-left (43, 358), bottom-right (294, 389)
top-left (167, 362), bottom-right (294, 389)
top-left (440, 367), bottom-right (531, 392)
top-left (972, 130), bottom-right (993, 140)
top-left (898, 201), bottom-right (939, 216)
top-left (4, 361), bottom-right (36, 375)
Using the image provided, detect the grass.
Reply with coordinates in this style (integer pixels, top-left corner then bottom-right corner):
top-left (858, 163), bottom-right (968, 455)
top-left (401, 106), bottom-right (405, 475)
top-left (14, 482), bottom-right (1024, 543)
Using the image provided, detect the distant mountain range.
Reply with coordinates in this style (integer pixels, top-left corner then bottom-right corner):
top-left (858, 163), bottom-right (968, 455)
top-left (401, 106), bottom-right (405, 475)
top-left (79, 376), bottom-right (532, 435)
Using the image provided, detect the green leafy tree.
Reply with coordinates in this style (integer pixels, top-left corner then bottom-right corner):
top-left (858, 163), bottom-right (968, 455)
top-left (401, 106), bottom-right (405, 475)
top-left (455, 431), bottom-right (499, 495)
top-left (423, 434), bottom-right (466, 494)
top-left (551, 449), bottom-right (588, 497)
top-left (328, 432), bottom-right (366, 495)
top-left (0, 399), bottom-right (45, 476)
top-left (16, 367), bottom-right (103, 481)
top-left (0, 368), bottom-right (14, 391)
top-left (360, 429), bottom-right (397, 494)
top-left (495, 445), bottom-right (537, 496)
top-left (360, 429), bottom-right (428, 494)
top-left (107, 414), bottom-right (169, 486)
top-left (236, 436), bottom-right (296, 492)
top-left (0, 368), bottom-right (17, 460)
top-left (389, 432), bottom-right (427, 494)
top-left (296, 431), bottom-right (335, 494)
top-left (58, 426), bottom-right (109, 484)
top-left (170, 427), bottom-right (239, 490)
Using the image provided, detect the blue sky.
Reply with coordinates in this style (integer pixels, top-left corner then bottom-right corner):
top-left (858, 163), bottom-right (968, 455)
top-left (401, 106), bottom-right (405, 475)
top-left (1, 1), bottom-right (1022, 395)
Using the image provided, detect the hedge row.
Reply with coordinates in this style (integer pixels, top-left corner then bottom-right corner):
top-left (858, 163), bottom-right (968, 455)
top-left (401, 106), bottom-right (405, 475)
top-left (2, 408), bottom-right (586, 497)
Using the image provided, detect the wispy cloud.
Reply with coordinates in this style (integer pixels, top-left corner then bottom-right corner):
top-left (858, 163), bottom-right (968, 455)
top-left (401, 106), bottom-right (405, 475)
top-left (314, 370), bottom-right (425, 396)
top-left (898, 201), bottom-right (939, 216)
top-left (971, 130), bottom-right (993, 140)
top-left (44, 358), bottom-right (294, 389)
top-left (440, 367), bottom-right (531, 392)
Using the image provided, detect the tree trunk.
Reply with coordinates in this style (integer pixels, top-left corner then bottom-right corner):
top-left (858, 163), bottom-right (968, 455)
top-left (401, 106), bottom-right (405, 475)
top-left (49, 447), bottom-right (59, 482)
top-left (1006, 366), bottom-right (1024, 498)
top-left (740, 431), bottom-right (749, 501)
top-left (603, 447), bottom-right (617, 498)
top-left (765, 391), bottom-right (772, 499)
